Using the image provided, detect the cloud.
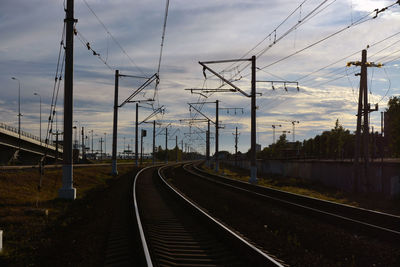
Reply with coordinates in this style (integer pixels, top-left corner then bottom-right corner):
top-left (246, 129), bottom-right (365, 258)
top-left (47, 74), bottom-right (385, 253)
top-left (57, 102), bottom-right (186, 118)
top-left (1, 0), bottom-right (400, 154)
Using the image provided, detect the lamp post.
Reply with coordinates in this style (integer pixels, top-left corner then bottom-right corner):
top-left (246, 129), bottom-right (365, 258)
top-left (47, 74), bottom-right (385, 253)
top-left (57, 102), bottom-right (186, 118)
top-left (33, 92), bottom-right (42, 146)
top-left (11, 77), bottom-right (22, 144)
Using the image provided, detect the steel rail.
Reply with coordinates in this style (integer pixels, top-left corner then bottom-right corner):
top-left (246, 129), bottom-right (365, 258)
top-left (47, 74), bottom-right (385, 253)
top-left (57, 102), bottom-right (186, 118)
top-left (186, 163), bottom-right (400, 242)
top-left (158, 164), bottom-right (285, 266)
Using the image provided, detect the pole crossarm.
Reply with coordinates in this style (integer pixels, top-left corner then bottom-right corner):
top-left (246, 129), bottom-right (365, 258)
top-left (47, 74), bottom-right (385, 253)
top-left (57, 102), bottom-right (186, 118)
top-left (155, 122), bottom-right (171, 137)
top-left (346, 61), bottom-right (384, 68)
top-left (219, 107), bottom-right (244, 114)
top-left (139, 105), bottom-right (165, 125)
top-left (258, 80), bottom-right (299, 91)
top-left (179, 118), bottom-right (210, 125)
top-left (200, 58), bottom-right (252, 64)
top-left (118, 73), bottom-right (158, 108)
top-left (186, 88), bottom-right (236, 93)
top-left (199, 62), bottom-right (251, 97)
top-left (118, 73), bottom-right (150, 79)
top-left (188, 102), bottom-right (216, 124)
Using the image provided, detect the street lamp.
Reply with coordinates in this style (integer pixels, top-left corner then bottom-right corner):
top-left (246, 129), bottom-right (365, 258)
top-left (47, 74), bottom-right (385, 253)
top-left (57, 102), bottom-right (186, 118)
top-left (33, 92), bottom-right (42, 146)
top-left (11, 77), bottom-right (22, 142)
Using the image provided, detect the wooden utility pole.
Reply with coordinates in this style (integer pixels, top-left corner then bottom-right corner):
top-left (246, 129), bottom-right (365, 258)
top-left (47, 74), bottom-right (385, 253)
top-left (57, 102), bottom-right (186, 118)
top-left (60, 0), bottom-right (76, 199)
top-left (249, 56), bottom-right (257, 183)
top-left (348, 49), bottom-right (382, 192)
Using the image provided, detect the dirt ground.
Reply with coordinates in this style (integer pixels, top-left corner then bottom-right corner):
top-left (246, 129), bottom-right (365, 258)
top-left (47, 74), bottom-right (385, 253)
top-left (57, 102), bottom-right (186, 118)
top-left (0, 164), bottom-right (138, 266)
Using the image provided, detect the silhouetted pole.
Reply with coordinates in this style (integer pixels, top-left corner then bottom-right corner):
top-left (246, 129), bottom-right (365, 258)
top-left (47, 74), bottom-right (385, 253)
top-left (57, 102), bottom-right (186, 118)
top-left (234, 127), bottom-right (238, 166)
top-left (362, 50), bottom-right (369, 190)
top-left (11, 77), bottom-right (21, 150)
top-left (206, 120), bottom-right (210, 167)
top-left (176, 135), bottom-right (178, 162)
top-left (135, 103), bottom-right (139, 167)
top-left (112, 70), bottom-right (119, 175)
top-left (152, 120), bottom-right (155, 165)
top-left (59, 0), bottom-right (76, 199)
top-left (215, 100), bottom-right (219, 172)
top-left (165, 127), bottom-right (168, 163)
top-left (81, 127), bottom-right (85, 160)
top-left (249, 55), bottom-right (258, 183)
top-left (140, 130), bottom-right (143, 165)
top-left (34, 92), bottom-right (42, 146)
top-left (99, 137), bottom-right (103, 160)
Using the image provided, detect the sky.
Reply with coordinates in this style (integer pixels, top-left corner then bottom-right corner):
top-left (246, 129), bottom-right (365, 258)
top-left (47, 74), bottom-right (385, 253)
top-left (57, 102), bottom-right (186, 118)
top-left (1, 0), bottom-right (400, 156)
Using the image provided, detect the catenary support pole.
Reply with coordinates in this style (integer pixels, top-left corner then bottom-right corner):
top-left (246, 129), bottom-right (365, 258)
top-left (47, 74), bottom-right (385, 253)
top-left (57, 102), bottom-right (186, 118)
top-left (165, 127), bottom-right (168, 163)
top-left (135, 103), bottom-right (139, 167)
top-left (206, 120), bottom-right (210, 167)
top-left (152, 120), bottom-right (155, 165)
top-left (112, 70), bottom-right (119, 175)
top-left (60, 0), bottom-right (76, 199)
top-left (234, 127), bottom-right (238, 166)
top-left (140, 130), bottom-right (143, 165)
top-left (176, 135), bottom-right (178, 162)
top-left (215, 100), bottom-right (219, 172)
top-left (249, 55), bottom-right (258, 183)
top-left (81, 127), bottom-right (85, 160)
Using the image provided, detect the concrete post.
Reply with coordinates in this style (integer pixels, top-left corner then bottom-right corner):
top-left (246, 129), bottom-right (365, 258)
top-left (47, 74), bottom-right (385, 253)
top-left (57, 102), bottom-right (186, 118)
top-left (59, 0), bottom-right (76, 199)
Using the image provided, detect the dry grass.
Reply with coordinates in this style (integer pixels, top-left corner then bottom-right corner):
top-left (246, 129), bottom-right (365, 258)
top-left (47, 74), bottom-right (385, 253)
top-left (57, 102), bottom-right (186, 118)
top-left (0, 164), bottom-right (134, 265)
top-left (206, 163), bottom-right (400, 215)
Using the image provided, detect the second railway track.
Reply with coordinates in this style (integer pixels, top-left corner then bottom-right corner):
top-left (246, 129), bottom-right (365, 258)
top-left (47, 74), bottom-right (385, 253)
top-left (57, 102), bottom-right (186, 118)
top-left (162, 162), bottom-right (400, 266)
top-left (186, 162), bottom-right (400, 241)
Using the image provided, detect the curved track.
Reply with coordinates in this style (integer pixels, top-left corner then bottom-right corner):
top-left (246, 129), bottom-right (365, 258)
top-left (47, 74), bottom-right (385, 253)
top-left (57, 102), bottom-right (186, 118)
top-left (134, 164), bottom-right (284, 266)
top-left (186, 162), bottom-right (400, 242)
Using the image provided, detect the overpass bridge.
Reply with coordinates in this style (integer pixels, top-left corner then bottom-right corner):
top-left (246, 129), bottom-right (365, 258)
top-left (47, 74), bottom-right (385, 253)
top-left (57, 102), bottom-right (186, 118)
top-left (0, 122), bottom-right (63, 165)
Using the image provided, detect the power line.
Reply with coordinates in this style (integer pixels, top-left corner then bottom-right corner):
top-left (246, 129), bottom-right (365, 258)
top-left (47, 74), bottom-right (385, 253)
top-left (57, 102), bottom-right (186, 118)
top-left (296, 30), bottom-right (400, 82)
top-left (257, 11), bottom-right (374, 72)
top-left (81, 0), bottom-right (146, 76)
top-left (74, 28), bottom-right (114, 71)
top-left (154, 0), bottom-right (171, 107)
top-left (224, 0), bottom-right (333, 77)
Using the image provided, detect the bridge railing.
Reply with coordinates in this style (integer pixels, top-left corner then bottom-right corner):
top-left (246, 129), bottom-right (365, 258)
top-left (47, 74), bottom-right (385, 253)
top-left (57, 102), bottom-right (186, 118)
top-left (0, 122), bottom-right (57, 147)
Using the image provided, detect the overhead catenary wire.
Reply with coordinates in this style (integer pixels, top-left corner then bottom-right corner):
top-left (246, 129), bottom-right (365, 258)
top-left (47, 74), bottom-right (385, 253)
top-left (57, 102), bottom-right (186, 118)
top-left (154, 0), bottom-right (171, 108)
top-left (296, 30), bottom-right (400, 85)
top-left (74, 28), bottom-right (114, 71)
top-left (81, 0), bottom-right (147, 76)
top-left (45, 22), bottom-right (66, 148)
top-left (224, 0), bottom-right (333, 77)
top-left (256, 11), bottom-right (374, 72)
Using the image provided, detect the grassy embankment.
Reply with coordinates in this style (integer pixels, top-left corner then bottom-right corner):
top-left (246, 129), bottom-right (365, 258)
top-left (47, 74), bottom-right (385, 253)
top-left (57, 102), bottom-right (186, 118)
top-left (202, 162), bottom-right (400, 215)
top-left (0, 163), bottom-right (135, 266)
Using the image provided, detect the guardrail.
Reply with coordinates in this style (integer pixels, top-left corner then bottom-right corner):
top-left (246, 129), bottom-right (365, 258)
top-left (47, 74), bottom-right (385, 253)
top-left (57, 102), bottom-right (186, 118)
top-left (0, 122), bottom-right (57, 147)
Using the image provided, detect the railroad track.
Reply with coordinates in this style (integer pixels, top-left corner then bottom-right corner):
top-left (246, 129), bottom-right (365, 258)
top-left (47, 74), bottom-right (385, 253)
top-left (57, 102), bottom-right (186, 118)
top-left (185, 162), bottom-right (400, 243)
top-left (133, 164), bottom-right (285, 266)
